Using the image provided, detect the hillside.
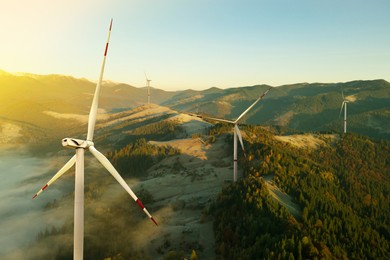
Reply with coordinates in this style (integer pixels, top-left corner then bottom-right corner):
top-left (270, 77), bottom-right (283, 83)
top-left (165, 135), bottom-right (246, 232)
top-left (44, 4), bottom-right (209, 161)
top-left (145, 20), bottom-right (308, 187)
top-left (7, 123), bottom-right (389, 259)
top-left (0, 71), bottom-right (177, 145)
top-left (164, 80), bottom-right (390, 140)
top-left (2, 95), bottom-right (389, 259)
top-left (5, 108), bottom-right (226, 259)
top-left (211, 126), bottom-right (390, 259)
top-left (1, 71), bottom-right (389, 146)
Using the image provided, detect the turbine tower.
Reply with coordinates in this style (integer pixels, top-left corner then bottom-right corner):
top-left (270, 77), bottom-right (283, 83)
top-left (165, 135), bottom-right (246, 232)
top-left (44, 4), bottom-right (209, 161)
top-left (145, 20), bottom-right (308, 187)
top-left (32, 19), bottom-right (157, 260)
top-left (199, 87), bottom-right (272, 182)
top-left (339, 90), bottom-right (349, 133)
top-left (144, 72), bottom-right (151, 105)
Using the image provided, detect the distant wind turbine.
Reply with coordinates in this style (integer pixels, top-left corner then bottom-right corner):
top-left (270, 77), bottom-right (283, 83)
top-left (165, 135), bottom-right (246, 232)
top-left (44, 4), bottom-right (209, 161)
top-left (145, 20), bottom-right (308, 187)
top-left (144, 72), bottom-right (151, 105)
top-left (198, 87), bottom-right (272, 182)
top-left (339, 90), bottom-right (349, 133)
top-left (32, 19), bottom-right (157, 260)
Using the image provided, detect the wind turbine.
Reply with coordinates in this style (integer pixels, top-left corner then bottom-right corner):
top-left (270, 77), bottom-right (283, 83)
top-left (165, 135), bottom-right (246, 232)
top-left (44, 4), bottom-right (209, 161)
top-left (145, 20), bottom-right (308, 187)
top-left (339, 90), bottom-right (349, 133)
top-left (32, 19), bottom-right (157, 260)
top-left (144, 72), bottom-right (151, 105)
top-left (199, 87), bottom-right (272, 182)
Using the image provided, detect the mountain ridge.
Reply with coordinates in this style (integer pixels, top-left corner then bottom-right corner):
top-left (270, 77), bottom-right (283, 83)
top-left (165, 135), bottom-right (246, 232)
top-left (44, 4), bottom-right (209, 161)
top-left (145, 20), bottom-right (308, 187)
top-left (0, 70), bottom-right (389, 146)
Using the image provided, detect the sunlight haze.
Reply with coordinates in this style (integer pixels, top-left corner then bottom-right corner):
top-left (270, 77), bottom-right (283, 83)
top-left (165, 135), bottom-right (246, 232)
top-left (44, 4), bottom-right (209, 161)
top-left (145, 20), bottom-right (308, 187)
top-left (1, 0), bottom-right (389, 90)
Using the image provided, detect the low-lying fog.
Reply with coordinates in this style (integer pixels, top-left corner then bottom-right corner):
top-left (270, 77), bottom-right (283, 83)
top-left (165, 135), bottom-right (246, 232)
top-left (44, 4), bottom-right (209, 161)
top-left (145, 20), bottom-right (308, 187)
top-left (0, 149), bottom-right (72, 257)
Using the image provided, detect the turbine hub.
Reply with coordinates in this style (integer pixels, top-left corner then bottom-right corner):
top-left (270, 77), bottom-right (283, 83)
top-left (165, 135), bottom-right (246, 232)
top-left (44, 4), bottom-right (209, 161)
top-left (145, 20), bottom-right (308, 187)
top-left (62, 138), bottom-right (94, 149)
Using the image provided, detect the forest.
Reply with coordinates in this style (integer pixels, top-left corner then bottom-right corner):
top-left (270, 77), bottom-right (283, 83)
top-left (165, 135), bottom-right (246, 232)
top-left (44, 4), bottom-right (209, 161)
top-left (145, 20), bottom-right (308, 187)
top-left (211, 125), bottom-right (390, 259)
top-left (106, 138), bottom-right (179, 178)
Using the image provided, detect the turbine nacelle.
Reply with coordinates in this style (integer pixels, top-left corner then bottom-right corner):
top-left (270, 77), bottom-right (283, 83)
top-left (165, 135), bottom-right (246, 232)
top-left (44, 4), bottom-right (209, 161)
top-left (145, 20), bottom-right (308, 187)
top-left (62, 138), bottom-right (94, 149)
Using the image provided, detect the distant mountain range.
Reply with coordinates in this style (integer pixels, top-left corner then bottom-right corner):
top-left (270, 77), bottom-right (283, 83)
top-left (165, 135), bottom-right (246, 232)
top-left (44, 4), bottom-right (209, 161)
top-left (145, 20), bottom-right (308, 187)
top-left (167, 80), bottom-right (390, 139)
top-left (0, 70), bottom-right (389, 146)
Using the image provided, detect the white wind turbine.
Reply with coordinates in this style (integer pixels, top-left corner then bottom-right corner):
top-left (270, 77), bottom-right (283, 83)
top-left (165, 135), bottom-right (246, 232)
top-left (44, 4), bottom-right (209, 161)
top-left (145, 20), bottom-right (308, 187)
top-left (144, 72), bottom-right (151, 105)
top-left (199, 87), bottom-right (272, 182)
top-left (32, 19), bottom-right (157, 260)
top-left (339, 90), bottom-right (349, 133)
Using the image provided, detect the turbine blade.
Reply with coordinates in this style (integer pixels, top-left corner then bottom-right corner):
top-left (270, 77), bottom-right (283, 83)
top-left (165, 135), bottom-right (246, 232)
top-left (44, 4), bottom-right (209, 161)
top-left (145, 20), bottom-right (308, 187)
top-left (89, 146), bottom-right (158, 225)
top-left (32, 155), bottom-right (76, 199)
top-left (235, 86), bottom-right (272, 123)
top-left (339, 102), bottom-right (345, 118)
top-left (235, 125), bottom-right (246, 158)
top-left (199, 115), bottom-right (235, 124)
top-left (87, 18), bottom-right (113, 142)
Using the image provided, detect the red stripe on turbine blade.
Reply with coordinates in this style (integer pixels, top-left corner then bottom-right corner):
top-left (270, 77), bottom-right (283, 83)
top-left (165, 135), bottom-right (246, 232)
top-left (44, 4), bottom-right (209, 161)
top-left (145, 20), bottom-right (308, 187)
top-left (104, 43), bottom-right (109, 56)
top-left (109, 19), bottom-right (113, 31)
top-left (32, 194), bottom-right (37, 199)
top-left (42, 184), bottom-right (49, 191)
top-left (151, 217), bottom-right (158, 226)
top-left (136, 199), bottom-right (145, 209)
top-left (137, 199), bottom-right (157, 225)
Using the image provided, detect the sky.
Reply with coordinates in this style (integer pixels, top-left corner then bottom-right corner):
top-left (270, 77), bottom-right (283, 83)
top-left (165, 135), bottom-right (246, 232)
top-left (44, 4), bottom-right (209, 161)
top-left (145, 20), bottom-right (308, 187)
top-left (1, 0), bottom-right (389, 91)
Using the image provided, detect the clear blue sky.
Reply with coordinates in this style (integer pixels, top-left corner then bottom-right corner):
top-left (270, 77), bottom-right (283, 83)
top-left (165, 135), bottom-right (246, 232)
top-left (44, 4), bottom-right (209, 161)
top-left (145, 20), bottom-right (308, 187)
top-left (1, 0), bottom-right (389, 90)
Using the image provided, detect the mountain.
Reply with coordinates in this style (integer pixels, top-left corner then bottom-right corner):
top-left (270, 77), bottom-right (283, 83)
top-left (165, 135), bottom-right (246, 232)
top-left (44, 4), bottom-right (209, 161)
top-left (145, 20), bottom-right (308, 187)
top-left (1, 70), bottom-right (389, 147)
top-left (92, 103), bottom-right (212, 151)
top-left (163, 80), bottom-right (390, 139)
top-left (0, 72), bottom-right (177, 145)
